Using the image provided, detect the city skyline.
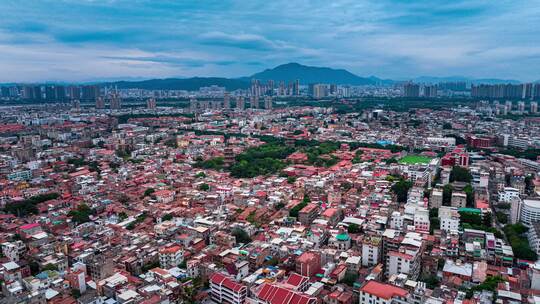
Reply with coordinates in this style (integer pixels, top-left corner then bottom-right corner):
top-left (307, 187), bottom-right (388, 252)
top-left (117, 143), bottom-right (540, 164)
top-left (1, 0), bottom-right (540, 82)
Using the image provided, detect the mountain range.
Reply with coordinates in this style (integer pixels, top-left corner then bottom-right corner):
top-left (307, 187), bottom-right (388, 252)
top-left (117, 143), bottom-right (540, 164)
top-left (12, 63), bottom-right (526, 90)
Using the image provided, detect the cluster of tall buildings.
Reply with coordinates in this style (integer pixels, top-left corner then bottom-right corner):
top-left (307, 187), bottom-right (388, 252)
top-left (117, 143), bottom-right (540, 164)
top-left (250, 79), bottom-right (300, 97)
top-left (471, 83), bottom-right (540, 99)
top-left (307, 83), bottom-right (351, 98)
top-left (402, 83), bottom-right (438, 97)
top-left (490, 100), bottom-right (538, 115)
top-left (189, 94), bottom-right (273, 112)
top-left (12, 85), bottom-right (101, 101)
top-left (0, 84), bottom-right (103, 102)
top-left (437, 82), bottom-right (467, 91)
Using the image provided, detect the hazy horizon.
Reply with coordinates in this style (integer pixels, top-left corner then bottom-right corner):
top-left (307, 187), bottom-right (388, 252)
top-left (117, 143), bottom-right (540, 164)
top-left (1, 0), bottom-right (540, 82)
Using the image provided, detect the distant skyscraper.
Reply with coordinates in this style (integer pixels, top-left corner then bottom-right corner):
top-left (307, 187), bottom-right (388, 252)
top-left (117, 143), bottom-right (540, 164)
top-left (403, 83), bottom-right (420, 97)
top-left (472, 84), bottom-right (526, 99)
top-left (267, 80), bottom-right (274, 95)
top-left (71, 99), bottom-right (81, 110)
top-left (0, 87), bottom-right (9, 98)
top-left (55, 86), bottom-right (66, 101)
top-left (147, 98), bottom-right (157, 109)
top-left (250, 96), bottom-right (259, 109)
top-left (223, 92), bottom-right (230, 109)
top-left (494, 104), bottom-right (501, 115)
top-left (33, 86), bottom-right (42, 100)
top-left (264, 96), bottom-right (273, 110)
top-left (68, 86), bottom-right (81, 99)
top-left (534, 84), bottom-right (540, 100)
top-left (279, 81), bottom-right (286, 96)
top-left (329, 84), bottom-right (337, 95)
top-left (82, 85), bottom-right (100, 101)
top-left (45, 86), bottom-right (55, 101)
top-left (531, 101), bottom-right (538, 113)
top-left (438, 82), bottom-right (467, 91)
top-left (311, 84), bottom-right (328, 98)
top-left (518, 101), bottom-right (525, 112)
top-left (423, 85), bottom-right (438, 98)
top-left (110, 93), bottom-right (121, 110)
top-left (294, 79), bottom-right (300, 96)
top-left (22, 86), bottom-right (35, 99)
top-left (96, 97), bottom-right (105, 109)
top-left (251, 79), bottom-right (261, 97)
top-left (523, 83), bottom-right (533, 99)
top-left (236, 96), bottom-right (245, 110)
top-left (505, 100), bottom-right (513, 112)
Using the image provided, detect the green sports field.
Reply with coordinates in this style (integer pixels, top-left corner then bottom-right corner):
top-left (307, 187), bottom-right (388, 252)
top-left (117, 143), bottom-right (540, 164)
top-left (399, 155), bottom-right (433, 164)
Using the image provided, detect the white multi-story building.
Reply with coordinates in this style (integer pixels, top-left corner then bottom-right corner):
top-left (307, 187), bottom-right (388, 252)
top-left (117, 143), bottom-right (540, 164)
top-left (385, 232), bottom-right (423, 280)
top-left (209, 272), bottom-right (247, 304)
top-left (439, 206), bottom-right (460, 233)
top-left (158, 245), bottom-right (184, 269)
top-left (362, 236), bottom-right (382, 267)
top-left (424, 137), bottom-right (456, 149)
top-left (527, 223), bottom-right (540, 256)
top-left (359, 280), bottom-right (409, 304)
top-left (390, 211), bottom-right (404, 230)
top-left (413, 207), bottom-right (430, 233)
top-left (499, 187), bottom-right (521, 203)
top-left (520, 199), bottom-right (540, 227)
top-left (1, 241), bottom-right (26, 262)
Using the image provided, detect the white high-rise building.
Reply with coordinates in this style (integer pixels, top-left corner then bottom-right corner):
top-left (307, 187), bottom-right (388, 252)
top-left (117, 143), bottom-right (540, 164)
top-left (520, 199), bottom-right (540, 227)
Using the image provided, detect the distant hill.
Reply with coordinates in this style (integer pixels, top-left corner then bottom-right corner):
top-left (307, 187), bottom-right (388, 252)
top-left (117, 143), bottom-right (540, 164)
top-left (105, 77), bottom-right (249, 91)
top-left (244, 62), bottom-right (377, 85)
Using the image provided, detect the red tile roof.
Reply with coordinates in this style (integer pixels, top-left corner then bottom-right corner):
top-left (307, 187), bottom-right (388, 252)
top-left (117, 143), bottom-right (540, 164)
top-left (285, 273), bottom-right (309, 287)
top-left (257, 283), bottom-right (316, 304)
top-left (210, 273), bottom-right (246, 293)
top-left (360, 281), bottom-right (408, 300)
top-left (19, 223), bottom-right (40, 230)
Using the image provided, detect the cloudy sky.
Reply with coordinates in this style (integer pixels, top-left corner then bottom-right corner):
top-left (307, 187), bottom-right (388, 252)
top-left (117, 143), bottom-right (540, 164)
top-left (1, 0), bottom-right (539, 82)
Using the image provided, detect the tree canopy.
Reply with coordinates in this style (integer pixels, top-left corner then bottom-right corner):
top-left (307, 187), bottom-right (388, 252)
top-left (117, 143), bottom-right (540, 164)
top-left (450, 166), bottom-right (472, 183)
top-left (391, 179), bottom-right (413, 203)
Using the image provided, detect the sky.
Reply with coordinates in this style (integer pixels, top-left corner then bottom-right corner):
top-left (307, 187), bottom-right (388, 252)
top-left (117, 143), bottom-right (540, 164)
top-left (1, 0), bottom-right (540, 82)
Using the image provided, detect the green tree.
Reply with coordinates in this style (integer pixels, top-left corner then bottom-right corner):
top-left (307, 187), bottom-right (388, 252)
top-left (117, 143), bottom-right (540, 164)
top-left (289, 196), bottom-right (310, 218)
top-left (68, 204), bottom-right (93, 225)
top-left (42, 264), bottom-right (59, 271)
top-left (450, 166), bottom-right (472, 183)
top-left (231, 228), bottom-right (252, 244)
top-left (71, 289), bottom-right (81, 299)
top-left (421, 275), bottom-right (440, 289)
top-left (463, 184), bottom-right (474, 207)
top-left (194, 157), bottom-right (225, 170)
top-left (391, 179), bottom-right (413, 203)
top-left (144, 188), bottom-right (155, 197)
top-left (347, 223), bottom-right (361, 234)
top-left (442, 184), bottom-right (453, 206)
top-left (341, 273), bottom-right (358, 287)
top-left (118, 212), bottom-right (128, 221)
top-left (4, 193), bottom-right (60, 217)
top-left (503, 224), bottom-right (538, 260)
top-left (161, 214), bottom-right (173, 221)
top-left (496, 212), bottom-right (508, 224)
top-left (199, 183), bottom-right (210, 191)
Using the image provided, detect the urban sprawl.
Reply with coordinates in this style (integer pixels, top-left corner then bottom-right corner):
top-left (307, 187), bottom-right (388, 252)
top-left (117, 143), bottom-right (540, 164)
top-left (1, 79), bottom-right (540, 304)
